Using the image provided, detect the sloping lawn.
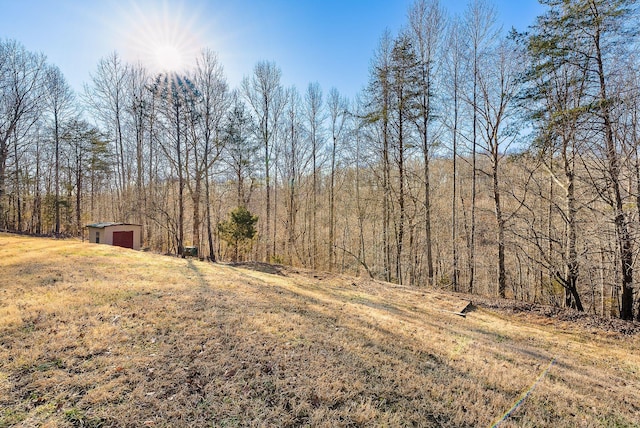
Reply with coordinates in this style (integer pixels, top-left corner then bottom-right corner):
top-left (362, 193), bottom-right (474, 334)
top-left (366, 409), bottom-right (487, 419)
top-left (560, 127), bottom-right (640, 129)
top-left (1, 233), bottom-right (639, 427)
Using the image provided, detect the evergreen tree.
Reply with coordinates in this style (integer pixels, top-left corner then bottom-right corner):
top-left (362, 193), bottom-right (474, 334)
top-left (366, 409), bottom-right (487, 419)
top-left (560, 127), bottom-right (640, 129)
top-left (218, 206), bottom-right (258, 262)
top-left (530, 0), bottom-right (636, 319)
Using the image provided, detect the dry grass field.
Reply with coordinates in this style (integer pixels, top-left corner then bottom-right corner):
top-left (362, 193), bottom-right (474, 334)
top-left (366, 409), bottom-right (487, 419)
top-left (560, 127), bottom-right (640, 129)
top-left (1, 233), bottom-right (640, 427)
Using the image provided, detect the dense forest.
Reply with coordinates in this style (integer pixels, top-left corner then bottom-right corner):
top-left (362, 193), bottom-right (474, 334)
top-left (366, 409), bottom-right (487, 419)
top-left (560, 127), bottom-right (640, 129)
top-left (2, 0), bottom-right (640, 321)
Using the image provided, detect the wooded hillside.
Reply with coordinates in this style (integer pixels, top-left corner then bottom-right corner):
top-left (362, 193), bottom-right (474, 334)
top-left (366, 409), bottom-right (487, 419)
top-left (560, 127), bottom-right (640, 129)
top-left (2, 0), bottom-right (640, 319)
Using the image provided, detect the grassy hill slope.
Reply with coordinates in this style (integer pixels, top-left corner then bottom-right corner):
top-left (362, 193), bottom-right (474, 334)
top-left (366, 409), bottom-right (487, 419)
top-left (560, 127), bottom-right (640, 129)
top-left (1, 233), bottom-right (639, 427)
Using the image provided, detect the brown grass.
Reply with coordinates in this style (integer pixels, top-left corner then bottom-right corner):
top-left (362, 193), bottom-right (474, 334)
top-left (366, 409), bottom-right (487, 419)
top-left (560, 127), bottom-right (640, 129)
top-left (1, 233), bottom-right (640, 427)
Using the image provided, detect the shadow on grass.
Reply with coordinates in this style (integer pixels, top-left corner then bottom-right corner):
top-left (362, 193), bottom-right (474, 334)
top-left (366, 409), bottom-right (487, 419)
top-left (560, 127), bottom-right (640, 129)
top-left (187, 259), bottom-right (210, 288)
top-left (229, 261), bottom-right (286, 276)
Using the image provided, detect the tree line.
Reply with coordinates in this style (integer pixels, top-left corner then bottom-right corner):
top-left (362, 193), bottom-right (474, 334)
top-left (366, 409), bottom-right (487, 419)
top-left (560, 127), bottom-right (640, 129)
top-left (1, 0), bottom-right (639, 320)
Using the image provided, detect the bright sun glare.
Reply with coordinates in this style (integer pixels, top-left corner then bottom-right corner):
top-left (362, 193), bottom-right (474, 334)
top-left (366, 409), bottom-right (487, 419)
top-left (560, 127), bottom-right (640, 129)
top-left (117, 1), bottom-right (205, 74)
top-left (152, 44), bottom-right (186, 72)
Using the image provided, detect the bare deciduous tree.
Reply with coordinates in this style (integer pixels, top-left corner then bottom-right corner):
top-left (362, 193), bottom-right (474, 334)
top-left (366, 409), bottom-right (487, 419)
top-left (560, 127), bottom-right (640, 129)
top-left (0, 40), bottom-right (46, 230)
top-left (304, 82), bottom-right (324, 269)
top-left (44, 64), bottom-right (74, 237)
top-left (327, 87), bottom-right (348, 270)
top-left (242, 61), bottom-right (285, 262)
top-left (192, 48), bottom-right (228, 261)
top-left (408, 0), bottom-right (444, 286)
top-left (463, 0), bottom-right (498, 293)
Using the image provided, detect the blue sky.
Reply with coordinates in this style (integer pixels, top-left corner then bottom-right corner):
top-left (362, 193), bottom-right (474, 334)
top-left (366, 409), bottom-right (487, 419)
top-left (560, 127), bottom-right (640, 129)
top-left (1, 0), bottom-right (544, 99)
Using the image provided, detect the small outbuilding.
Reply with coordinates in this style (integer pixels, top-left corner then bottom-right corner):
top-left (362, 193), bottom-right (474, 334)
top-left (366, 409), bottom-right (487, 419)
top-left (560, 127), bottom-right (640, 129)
top-left (86, 222), bottom-right (142, 250)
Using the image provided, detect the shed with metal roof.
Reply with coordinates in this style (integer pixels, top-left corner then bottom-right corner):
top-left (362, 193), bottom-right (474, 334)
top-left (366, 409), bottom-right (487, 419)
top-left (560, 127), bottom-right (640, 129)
top-left (86, 222), bottom-right (142, 250)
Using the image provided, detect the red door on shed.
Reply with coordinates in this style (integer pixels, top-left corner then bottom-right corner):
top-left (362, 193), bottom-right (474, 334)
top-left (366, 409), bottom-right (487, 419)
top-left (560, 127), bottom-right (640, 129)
top-left (112, 231), bottom-right (134, 249)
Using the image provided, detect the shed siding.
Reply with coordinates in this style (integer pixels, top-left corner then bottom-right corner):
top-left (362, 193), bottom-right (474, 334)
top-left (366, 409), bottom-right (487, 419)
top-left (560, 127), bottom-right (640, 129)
top-left (87, 224), bottom-right (142, 250)
top-left (88, 228), bottom-right (105, 245)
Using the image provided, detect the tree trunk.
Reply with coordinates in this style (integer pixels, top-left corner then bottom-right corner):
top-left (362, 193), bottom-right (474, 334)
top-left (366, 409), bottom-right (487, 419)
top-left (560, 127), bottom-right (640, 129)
top-left (76, 148), bottom-right (82, 236)
top-left (594, 24), bottom-right (634, 320)
top-left (451, 65), bottom-right (459, 291)
top-left (13, 133), bottom-right (22, 231)
top-left (564, 147), bottom-right (583, 311)
top-left (192, 179), bottom-right (201, 251)
top-left (35, 137), bottom-right (42, 234)
top-left (422, 79), bottom-right (434, 287)
top-left (265, 124), bottom-right (271, 263)
top-left (176, 103), bottom-right (184, 258)
top-left (329, 135), bottom-right (336, 270)
top-left (0, 141), bottom-right (7, 230)
top-left (287, 107), bottom-right (296, 264)
top-left (136, 114), bottom-right (144, 227)
top-left (272, 154), bottom-right (278, 261)
top-left (383, 118), bottom-right (391, 283)
top-left (469, 56), bottom-right (478, 294)
top-left (205, 167), bottom-right (215, 262)
top-left (312, 142), bottom-right (317, 270)
top-left (492, 157), bottom-right (506, 298)
top-left (54, 110), bottom-right (60, 237)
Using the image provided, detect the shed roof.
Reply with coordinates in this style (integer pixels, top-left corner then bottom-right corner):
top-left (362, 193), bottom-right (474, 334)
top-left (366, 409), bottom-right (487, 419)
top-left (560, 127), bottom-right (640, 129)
top-left (86, 222), bottom-right (141, 229)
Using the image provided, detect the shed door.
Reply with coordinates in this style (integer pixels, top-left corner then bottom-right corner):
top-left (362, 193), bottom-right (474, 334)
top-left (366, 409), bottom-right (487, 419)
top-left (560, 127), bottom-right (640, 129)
top-left (112, 231), bottom-right (134, 249)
